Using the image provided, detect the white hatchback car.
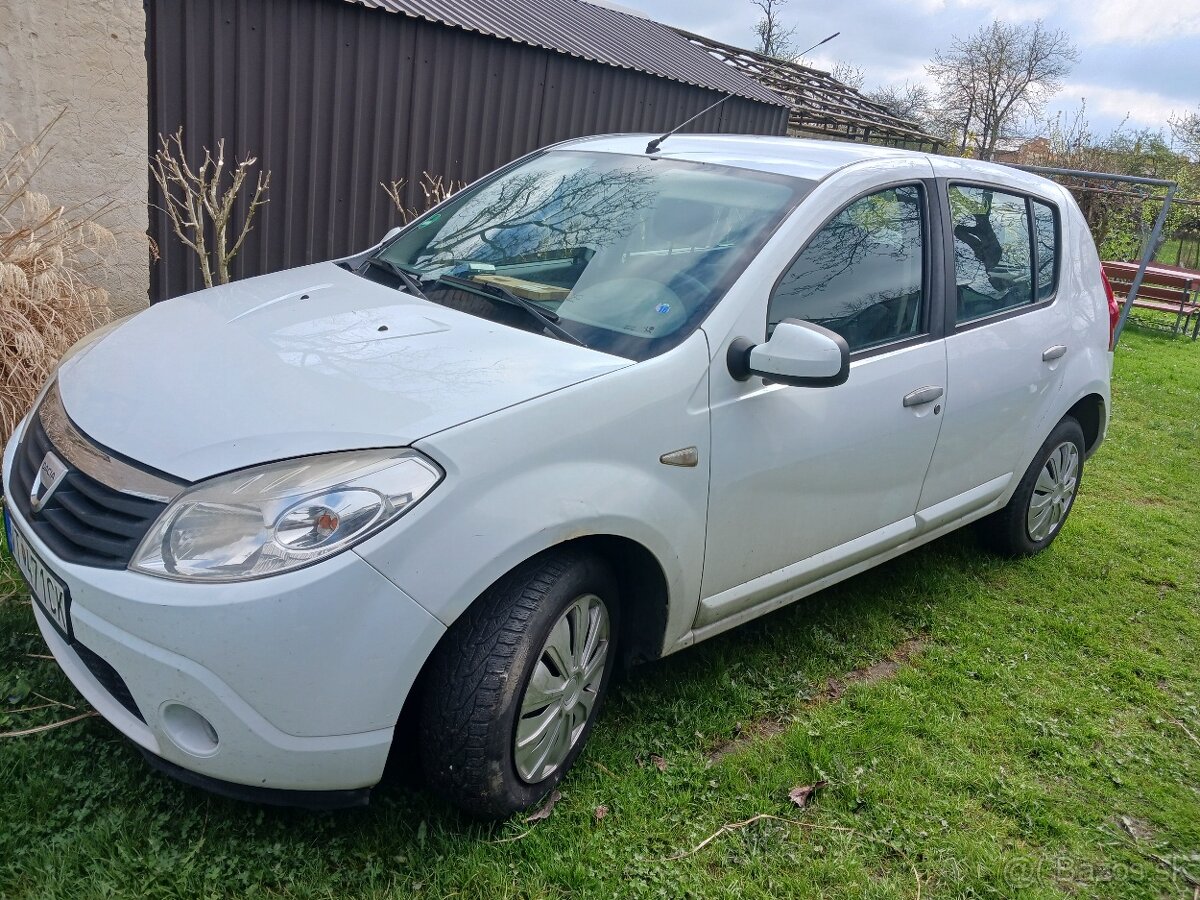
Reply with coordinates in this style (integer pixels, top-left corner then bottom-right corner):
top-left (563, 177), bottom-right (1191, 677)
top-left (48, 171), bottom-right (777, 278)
top-left (3, 135), bottom-right (1114, 817)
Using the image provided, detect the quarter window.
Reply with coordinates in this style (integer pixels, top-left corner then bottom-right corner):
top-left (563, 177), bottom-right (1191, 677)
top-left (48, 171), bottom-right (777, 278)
top-left (768, 185), bottom-right (925, 352)
top-left (1032, 199), bottom-right (1058, 300)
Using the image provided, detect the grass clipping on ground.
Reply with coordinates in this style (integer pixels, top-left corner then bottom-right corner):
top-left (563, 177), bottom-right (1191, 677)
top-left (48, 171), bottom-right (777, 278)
top-left (0, 114), bottom-right (114, 452)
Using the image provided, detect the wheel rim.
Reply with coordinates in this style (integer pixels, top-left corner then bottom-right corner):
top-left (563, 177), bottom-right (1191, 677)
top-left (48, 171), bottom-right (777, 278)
top-left (514, 593), bottom-right (610, 784)
top-left (1027, 441), bottom-right (1080, 542)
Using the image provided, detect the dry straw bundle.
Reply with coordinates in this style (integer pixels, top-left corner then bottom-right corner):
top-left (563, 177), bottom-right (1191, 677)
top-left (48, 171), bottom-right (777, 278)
top-left (1, 112), bottom-right (116, 456)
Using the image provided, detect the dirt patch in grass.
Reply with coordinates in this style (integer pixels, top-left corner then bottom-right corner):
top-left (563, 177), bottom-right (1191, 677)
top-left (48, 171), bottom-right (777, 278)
top-left (707, 637), bottom-right (928, 764)
top-left (706, 717), bottom-right (791, 765)
top-left (1116, 815), bottom-right (1156, 843)
top-left (817, 637), bottom-right (927, 704)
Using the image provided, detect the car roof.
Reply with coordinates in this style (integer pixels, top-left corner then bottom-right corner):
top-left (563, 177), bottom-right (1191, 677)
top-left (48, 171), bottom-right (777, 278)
top-left (559, 134), bottom-right (1064, 199)
top-left (559, 133), bottom-right (922, 181)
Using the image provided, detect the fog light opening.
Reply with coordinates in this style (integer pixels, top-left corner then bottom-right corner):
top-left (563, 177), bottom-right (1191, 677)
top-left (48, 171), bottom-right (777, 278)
top-left (160, 702), bottom-right (220, 757)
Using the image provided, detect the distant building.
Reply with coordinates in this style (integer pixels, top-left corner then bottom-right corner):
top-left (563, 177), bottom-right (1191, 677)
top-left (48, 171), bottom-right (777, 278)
top-left (991, 137), bottom-right (1053, 164)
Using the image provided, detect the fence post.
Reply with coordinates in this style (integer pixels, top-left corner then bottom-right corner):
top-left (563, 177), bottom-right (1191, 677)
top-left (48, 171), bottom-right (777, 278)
top-left (1114, 182), bottom-right (1177, 346)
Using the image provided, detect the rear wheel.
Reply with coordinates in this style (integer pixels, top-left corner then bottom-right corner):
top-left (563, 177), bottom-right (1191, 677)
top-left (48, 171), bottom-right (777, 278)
top-left (976, 416), bottom-right (1085, 557)
top-left (419, 549), bottom-right (618, 819)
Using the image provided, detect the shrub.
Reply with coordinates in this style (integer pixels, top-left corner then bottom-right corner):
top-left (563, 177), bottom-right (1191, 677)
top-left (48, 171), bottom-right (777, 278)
top-left (0, 115), bottom-right (115, 455)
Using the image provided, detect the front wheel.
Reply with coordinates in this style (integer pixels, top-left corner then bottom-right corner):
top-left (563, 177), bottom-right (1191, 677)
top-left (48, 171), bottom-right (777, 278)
top-left (419, 550), bottom-right (619, 818)
top-left (976, 416), bottom-right (1086, 557)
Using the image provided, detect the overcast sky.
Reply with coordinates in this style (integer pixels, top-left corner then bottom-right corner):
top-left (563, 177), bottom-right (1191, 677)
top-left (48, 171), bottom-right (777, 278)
top-left (624, 0), bottom-right (1199, 143)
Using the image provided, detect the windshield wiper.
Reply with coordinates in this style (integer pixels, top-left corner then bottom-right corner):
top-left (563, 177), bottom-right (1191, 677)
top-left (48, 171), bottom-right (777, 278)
top-left (433, 273), bottom-right (586, 347)
top-left (359, 257), bottom-right (429, 301)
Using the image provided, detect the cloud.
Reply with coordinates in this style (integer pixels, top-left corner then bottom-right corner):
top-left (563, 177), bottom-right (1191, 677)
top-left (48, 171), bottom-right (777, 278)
top-left (908, 0), bottom-right (1200, 44)
top-left (626, 0), bottom-right (1197, 134)
top-left (1059, 82), bottom-right (1190, 129)
top-left (1080, 0), bottom-right (1200, 43)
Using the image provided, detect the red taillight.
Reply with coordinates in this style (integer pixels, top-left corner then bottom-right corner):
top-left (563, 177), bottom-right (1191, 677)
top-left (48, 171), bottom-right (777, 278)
top-left (1101, 268), bottom-right (1119, 350)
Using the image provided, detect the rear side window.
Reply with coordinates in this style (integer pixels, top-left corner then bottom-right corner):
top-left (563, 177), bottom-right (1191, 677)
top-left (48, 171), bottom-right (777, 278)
top-left (1032, 199), bottom-right (1058, 300)
top-left (949, 185), bottom-right (1033, 322)
top-left (768, 184), bottom-right (925, 352)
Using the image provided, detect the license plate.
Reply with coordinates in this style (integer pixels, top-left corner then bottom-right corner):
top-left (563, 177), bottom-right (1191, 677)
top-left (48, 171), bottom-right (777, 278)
top-left (5, 509), bottom-right (72, 640)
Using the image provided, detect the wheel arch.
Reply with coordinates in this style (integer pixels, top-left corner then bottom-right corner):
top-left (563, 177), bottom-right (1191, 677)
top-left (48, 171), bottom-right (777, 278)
top-left (1065, 392), bottom-right (1106, 457)
top-left (387, 533), bottom-right (672, 773)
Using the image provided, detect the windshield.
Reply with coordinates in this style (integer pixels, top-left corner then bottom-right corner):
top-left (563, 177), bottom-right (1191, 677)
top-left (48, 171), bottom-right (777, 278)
top-left (368, 150), bottom-right (809, 360)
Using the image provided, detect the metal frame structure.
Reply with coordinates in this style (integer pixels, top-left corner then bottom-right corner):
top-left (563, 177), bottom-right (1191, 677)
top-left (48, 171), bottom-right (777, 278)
top-left (672, 29), bottom-right (943, 151)
top-left (1009, 164), bottom-right (1179, 347)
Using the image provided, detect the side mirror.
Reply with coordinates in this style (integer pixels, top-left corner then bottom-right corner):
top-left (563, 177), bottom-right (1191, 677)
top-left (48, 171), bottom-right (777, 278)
top-left (727, 319), bottom-right (850, 388)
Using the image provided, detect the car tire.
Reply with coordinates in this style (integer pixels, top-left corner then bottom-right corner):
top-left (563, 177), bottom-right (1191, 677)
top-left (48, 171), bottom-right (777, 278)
top-left (418, 549), bottom-right (619, 819)
top-left (975, 416), bottom-right (1086, 558)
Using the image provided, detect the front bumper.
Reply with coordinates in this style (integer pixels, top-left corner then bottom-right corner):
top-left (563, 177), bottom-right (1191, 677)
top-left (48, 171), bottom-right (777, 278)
top-left (3, 420), bottom-right (445, 800)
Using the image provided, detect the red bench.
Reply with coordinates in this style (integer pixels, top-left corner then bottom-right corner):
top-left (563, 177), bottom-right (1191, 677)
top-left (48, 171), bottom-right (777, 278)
top-left (1102, 261), bottom-right (1199, 339)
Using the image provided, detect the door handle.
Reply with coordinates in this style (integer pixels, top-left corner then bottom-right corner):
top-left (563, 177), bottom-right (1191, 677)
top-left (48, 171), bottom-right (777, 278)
top-left (1042, 345), bottom-right (1068, 361)
top-left (902, 385), bottom-right (944, 407)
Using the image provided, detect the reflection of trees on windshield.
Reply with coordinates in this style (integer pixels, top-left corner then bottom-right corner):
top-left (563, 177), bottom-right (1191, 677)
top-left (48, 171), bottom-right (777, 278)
top-left (411, 163), bottom-right (658, 267)
top-left (770, 186), bottom-right (923, 349)
top-left (369, 151), bottom-right (804, 362)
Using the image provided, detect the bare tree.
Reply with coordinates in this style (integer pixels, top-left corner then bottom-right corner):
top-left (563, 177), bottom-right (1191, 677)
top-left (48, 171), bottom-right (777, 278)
top-left (1170, 107), bottom-right (1200, 161)
top-left (867, 82), bottom-right (936, 125)
top-left (381, 172), bottom-right (465, 223)
top-left (149, 128), bottom-right (270, 288)
top-left (751, 0), bottom-right (798, 60)
top-left (927, 20), bottom-right (1078, 160)
top-left (830, 61), bottom-right (865, 92)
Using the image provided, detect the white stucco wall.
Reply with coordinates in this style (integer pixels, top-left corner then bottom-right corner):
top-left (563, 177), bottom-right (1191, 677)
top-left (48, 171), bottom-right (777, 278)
top-left (0, 0), bottom-right (148, 314)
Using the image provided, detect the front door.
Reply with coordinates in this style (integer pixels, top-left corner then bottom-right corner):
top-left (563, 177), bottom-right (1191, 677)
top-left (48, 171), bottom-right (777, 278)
top-left (701, 178), bottom-right (947, 627)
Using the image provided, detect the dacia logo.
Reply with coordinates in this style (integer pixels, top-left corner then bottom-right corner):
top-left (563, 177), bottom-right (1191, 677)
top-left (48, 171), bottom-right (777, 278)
top-left (30, 452), bottom-right (69, 513)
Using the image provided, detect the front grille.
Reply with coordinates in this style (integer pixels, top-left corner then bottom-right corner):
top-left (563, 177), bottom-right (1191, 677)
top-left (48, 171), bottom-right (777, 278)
top-left (11, 414), bottom-right (167, 568)
top-left (71, 640), bottom-right (145, 722)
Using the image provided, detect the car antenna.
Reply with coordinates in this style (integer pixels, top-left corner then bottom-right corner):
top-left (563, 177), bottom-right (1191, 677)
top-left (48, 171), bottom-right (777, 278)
top-left (645, 92), bottom-right (733, 155)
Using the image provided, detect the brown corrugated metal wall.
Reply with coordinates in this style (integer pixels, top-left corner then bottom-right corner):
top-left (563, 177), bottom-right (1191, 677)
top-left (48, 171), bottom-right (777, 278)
top-left (146, 0), bottom-right (788, 301)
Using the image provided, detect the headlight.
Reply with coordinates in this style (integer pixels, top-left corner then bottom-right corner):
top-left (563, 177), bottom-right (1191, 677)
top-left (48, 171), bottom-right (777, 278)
top-left (130, 449), bottom-right (442, 582)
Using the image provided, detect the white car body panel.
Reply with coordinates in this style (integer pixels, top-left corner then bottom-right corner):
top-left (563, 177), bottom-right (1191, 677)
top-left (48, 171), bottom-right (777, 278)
top-left (700, 157), bottom-right (947, 607)
top-left (356, 330), bottom-right (712, 651)
top-left (3, 417), bottom-right (444, 789)
top-left (57, 262), bottom-right (629, 481)
top-left (917, 157), bottom-right (1097, 512)
top-left (1, 135), bottom-right (1114, 800)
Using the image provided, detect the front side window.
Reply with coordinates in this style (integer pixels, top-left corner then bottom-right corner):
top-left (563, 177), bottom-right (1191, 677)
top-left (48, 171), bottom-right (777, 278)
top-left (950, 185), bottom-right (1036, 322)
top-left (768, 184), bottom-right (926, 352)
top-left (370, 151), bottom-right (809, 360)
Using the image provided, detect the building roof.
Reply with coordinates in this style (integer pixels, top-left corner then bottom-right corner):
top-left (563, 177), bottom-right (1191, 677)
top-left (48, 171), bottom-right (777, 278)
top-left (675, 30), bottom-right (944, 150)
top-left (343, 0), bottom-right (788, 108)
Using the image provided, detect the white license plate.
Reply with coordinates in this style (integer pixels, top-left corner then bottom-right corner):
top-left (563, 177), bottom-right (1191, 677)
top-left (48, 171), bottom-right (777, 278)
top-left (6, 511), bottom-right (72, 639)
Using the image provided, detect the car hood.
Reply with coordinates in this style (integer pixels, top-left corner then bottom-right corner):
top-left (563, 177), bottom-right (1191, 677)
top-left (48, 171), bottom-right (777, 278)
top-left (57, 262), bottom-right (630, 482)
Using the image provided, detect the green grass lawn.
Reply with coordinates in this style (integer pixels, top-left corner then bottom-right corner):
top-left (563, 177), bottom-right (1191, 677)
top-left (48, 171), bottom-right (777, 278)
top-left (2, 326), bottom-right (1198, 899)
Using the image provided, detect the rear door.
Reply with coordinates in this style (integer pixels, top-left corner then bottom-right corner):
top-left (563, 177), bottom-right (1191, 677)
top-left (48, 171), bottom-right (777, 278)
top-left (917, 162), bottom-right (1071, 516)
